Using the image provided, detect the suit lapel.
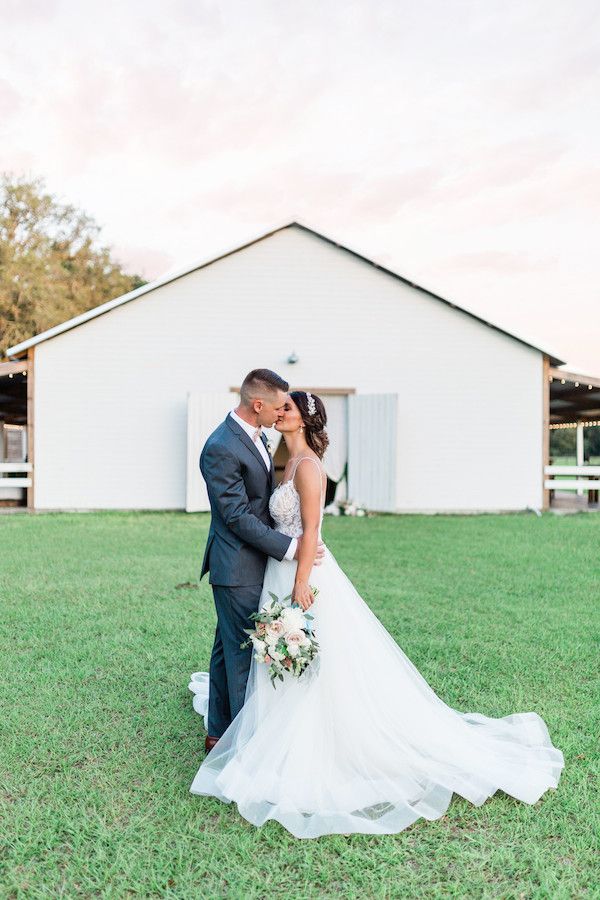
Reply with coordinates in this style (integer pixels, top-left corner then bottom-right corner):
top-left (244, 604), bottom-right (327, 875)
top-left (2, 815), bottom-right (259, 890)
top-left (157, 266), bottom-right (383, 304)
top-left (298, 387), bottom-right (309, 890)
top-left (226, 414), bottom-right (270, 475)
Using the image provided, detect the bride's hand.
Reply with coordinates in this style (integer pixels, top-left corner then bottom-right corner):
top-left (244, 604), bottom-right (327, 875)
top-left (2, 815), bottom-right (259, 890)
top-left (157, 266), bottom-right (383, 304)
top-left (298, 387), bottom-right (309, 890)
top-left (292, 580), bottom-right (315, 611)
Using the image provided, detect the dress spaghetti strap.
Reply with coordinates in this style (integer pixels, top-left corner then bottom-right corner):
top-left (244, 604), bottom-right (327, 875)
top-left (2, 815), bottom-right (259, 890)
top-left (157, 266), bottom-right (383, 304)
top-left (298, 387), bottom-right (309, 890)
top-left (291, 456), bottom-right (326, 505)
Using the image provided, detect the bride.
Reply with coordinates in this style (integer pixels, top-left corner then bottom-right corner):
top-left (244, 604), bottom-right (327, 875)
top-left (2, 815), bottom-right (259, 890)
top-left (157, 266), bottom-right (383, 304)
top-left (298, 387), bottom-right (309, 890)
top-left (189, 391), bottom-right (564, 839)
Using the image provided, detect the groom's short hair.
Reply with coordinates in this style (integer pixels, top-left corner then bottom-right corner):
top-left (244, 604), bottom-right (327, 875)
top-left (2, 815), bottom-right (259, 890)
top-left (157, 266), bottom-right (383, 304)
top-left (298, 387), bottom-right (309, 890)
top-left (240, 369), bottom-right (289, 404)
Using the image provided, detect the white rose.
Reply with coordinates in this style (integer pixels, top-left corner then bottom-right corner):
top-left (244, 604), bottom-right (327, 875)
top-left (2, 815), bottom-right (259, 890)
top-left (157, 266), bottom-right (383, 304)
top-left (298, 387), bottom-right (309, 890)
top-left (271, 649), bottom-right (285, 661)
top-left (287, 642), bottom-right (299, 658)
top-left (281, 607), bottom-right (305, 633)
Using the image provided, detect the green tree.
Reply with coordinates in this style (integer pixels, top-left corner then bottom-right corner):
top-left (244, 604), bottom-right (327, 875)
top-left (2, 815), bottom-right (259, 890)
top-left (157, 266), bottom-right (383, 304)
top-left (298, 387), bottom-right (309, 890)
top-left (550, 427), bottom-right (576, 458)
top-left (0, 174), bottom-right (145, 356)
top-left (550, 424), bottom-right (600, 460)
top-left (585, 425), bottom-right (600, 459)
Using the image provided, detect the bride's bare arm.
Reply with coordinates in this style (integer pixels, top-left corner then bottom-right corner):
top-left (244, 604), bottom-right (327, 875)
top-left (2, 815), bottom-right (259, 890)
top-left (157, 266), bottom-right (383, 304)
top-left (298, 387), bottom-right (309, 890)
top-left (292, 459), bottom-right (323, 611)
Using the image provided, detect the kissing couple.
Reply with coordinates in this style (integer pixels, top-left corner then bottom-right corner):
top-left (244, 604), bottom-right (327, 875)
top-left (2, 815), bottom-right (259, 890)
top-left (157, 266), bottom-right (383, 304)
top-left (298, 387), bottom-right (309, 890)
top-left (189, 368), bottom-right (563, 839)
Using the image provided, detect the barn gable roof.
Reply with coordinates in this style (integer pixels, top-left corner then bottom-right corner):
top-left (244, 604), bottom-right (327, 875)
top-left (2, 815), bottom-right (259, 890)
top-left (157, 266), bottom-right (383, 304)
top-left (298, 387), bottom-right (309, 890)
top-left (5, 221), bottom-right (565, 365)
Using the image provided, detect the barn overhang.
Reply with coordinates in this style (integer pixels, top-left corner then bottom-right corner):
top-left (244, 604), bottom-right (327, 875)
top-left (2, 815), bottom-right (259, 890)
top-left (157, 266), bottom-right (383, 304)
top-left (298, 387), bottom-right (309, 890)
top-left (549, 367), bottom-right (600, 425)
top-left (0, 360), bottom-right (28, 425)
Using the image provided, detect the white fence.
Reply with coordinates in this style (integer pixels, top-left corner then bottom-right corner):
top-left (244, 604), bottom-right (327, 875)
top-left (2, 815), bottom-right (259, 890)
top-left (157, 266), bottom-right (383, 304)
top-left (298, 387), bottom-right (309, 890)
top-left (544, 465), bottom-right (600, 494)
top-left (0, 462), bottom-right (32, 492)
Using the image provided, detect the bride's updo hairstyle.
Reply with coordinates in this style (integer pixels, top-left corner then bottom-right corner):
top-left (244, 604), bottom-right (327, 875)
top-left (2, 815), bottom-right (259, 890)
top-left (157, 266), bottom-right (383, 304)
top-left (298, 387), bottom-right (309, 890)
top-left (290, 391), bottom-right (329, 460)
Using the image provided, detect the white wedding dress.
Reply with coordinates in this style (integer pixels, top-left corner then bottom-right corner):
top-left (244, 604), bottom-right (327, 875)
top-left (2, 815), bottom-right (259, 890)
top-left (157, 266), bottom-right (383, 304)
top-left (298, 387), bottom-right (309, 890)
top-left (189, 457), bottom-right (564, 839)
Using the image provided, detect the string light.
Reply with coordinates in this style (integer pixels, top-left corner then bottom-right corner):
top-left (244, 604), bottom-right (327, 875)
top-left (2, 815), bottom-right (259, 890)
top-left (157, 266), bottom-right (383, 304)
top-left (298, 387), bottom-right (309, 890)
top-left (549, 375), bottom-right (598, 390)
top-left (550, 421), bottom-right (600, 429)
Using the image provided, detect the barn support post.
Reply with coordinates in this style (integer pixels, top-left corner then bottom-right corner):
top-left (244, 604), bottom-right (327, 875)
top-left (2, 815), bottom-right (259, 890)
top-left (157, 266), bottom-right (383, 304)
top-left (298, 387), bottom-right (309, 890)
top-left (576, 421), bottom-right (584, 495)
top-left (542, 355), bottom-right (550, 511)
top-left (26, 347), bottom-right (35, 510)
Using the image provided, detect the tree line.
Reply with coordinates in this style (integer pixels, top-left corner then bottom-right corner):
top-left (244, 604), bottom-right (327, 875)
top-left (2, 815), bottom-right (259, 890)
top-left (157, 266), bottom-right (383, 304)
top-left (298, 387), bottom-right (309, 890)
top-left (551, 424), bottom-right (600, 459)
top-left (0, 174), bottom-right (145, 357)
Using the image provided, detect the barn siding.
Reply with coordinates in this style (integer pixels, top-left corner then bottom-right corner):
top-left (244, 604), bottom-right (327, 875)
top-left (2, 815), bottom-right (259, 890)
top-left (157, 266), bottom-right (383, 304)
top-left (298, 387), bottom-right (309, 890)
top-left (33, 226), bottom-right (543, 511)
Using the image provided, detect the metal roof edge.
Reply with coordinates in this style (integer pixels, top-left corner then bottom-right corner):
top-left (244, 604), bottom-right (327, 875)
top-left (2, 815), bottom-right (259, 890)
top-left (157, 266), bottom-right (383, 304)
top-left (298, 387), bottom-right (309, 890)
top-left (5, 220), bottom-right (296, 357)
top-left (290, 221), bottom-right (566, 366)
top-left (5, 219), bottom-right (566, 366)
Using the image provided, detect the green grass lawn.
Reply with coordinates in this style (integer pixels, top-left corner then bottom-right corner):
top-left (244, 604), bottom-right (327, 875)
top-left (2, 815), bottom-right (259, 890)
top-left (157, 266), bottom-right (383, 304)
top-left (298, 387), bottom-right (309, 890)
top-left (1, 511), bottom-right (598, 899)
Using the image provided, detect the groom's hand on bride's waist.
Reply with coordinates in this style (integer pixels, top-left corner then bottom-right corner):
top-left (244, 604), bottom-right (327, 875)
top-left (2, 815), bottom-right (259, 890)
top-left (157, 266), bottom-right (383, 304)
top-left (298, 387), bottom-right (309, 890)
top-left (293, 536), bottom-right (326, 566)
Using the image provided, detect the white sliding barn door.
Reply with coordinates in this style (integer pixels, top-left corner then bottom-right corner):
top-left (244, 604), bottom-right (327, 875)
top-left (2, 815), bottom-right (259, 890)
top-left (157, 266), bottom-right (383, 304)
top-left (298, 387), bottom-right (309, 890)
top-left (186, 392), bottom-right (237, 512)
top-left (347, 394), bottom-right (398, 512)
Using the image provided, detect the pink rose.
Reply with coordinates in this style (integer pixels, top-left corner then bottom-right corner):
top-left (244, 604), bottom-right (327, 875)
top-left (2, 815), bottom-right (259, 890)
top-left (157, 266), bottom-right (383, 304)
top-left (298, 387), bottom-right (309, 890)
top-left (285, 630), bottom-right (305, 658)
top-left (266, 620), bottom-right (285, 640)
top-left (264, 654), bottom-right (272, 664)
top-left (285, 630), bottom-right (304, 646)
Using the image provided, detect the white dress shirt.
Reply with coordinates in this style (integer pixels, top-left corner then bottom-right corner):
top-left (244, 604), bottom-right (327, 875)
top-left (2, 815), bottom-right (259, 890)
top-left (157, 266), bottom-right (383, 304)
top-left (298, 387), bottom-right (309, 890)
top-left (229, 410), bottom-right (297, 562)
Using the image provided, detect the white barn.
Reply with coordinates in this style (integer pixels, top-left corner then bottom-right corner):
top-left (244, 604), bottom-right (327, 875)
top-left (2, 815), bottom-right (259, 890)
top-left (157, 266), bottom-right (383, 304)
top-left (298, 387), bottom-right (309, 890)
top-left (1, 222), bottom-right (573, 514)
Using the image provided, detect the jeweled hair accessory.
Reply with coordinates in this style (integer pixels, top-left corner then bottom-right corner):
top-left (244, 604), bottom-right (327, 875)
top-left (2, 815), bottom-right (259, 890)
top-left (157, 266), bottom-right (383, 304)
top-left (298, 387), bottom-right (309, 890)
top-left (306, 391), bottom-right (317, 416)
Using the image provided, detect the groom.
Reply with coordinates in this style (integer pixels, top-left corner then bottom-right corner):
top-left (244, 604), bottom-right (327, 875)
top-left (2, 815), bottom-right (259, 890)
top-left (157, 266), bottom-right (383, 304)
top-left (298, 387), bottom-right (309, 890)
top-left (199, 368), bottom-right (323, 753)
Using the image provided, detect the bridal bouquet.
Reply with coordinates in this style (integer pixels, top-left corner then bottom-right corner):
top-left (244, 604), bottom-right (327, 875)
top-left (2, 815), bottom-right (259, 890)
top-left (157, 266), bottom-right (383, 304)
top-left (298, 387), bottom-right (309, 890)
top-left (241, 590), bottom-right (319, 688)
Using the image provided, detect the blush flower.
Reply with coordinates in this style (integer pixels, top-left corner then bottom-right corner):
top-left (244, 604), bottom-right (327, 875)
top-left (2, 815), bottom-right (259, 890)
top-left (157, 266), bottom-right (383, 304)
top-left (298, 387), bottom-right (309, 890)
top-left (285, 630), bottom-right (305, 657)
top-left (265, 620), bottom-right (286, 644)
top-left (286, 630), bottom-right (305, 646)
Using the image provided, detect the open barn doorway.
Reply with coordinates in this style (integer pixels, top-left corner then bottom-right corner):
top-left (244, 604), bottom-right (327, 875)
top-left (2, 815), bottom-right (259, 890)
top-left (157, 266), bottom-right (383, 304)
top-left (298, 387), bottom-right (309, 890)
top-left (0, 356), bottom-right (31, 509)
top-left (185, 387), bottom-right (353, 512)
top-left (546, 366), bottom-right (600, 511)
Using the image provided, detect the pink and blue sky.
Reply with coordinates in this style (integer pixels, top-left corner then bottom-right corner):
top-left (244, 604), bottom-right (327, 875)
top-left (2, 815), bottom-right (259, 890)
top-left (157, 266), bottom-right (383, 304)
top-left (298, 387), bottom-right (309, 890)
top-left (2, 0), bottom-right (599, 373)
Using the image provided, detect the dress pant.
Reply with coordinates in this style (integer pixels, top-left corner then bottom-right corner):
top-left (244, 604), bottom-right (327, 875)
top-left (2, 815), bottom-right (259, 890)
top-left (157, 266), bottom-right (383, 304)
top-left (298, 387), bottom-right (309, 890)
top-left (207, 583), bottom-right (262, 738)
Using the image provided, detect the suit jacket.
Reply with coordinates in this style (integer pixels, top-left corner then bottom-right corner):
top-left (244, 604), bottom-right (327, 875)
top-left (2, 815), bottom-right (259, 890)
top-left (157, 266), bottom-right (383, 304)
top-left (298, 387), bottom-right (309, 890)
top-left (199, 413), bottom-right (292, 586)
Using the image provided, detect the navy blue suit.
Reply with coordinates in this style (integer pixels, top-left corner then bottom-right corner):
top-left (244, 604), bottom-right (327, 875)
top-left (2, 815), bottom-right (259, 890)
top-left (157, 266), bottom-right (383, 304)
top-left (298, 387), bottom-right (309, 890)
top-left (199, 414), bottom-right (292, 736)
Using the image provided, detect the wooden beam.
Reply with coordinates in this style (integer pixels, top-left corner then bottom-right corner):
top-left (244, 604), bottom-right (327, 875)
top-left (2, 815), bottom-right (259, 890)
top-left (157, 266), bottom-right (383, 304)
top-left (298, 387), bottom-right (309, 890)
top-left (0, 360), bottom-right (29, 377)
top-left (26, 346), bottom-right (34, 509)
top-left (229, 386), bottom-right (356, 396)
top-left (549, 367), bottom-right (600, 389)
top-left (542, 355), bottom-right (550, 511)
top-left (293, 387), bottom-right (356, 395)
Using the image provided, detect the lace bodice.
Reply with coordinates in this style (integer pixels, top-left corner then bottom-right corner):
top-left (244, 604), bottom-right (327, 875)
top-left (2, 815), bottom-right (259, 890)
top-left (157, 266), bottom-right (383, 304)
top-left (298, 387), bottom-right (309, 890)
top-left (269, 456), bottom-right (325, 539)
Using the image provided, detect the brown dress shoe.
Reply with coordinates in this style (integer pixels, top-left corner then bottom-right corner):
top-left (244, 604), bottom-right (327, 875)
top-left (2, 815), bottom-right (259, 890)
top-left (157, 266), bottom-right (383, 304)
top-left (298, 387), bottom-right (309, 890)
top-left (205, 735), bottom-right (220, 753)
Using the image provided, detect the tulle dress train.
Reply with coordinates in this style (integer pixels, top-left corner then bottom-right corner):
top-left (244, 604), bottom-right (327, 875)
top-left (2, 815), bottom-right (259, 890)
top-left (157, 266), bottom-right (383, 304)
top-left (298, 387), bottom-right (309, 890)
top-left (189, 458), bottom-right (563, 839)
